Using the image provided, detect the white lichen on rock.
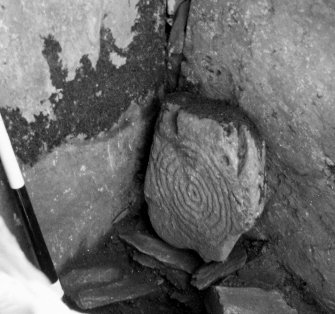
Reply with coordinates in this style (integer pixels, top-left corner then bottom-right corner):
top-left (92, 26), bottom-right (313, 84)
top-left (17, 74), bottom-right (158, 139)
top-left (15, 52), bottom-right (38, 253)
top-left (0, 0), bottom-right (140, 122)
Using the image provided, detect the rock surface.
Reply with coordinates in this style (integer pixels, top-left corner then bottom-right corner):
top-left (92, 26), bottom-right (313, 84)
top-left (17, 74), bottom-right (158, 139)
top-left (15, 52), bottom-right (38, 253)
top-left (75, 276), bottom-right (162, 310)
top-left (206, 286), bottom-right (297, 314)
top-left (0, 0), bottom-right (165, 272)
top-left (119, 231), bottom-right (201, 274)
top-left (19, 102), bottom-right (149, 270)
top-left (182, 0), bottom-right (335, 310)
top-left (61, 266), bottom-right (123, 294)
top-left (145, 93), bottom-right (265, 262)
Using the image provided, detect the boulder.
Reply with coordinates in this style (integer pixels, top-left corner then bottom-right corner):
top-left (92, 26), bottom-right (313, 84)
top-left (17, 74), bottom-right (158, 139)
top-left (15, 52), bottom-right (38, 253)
top-left (145, 93), bottom-right (265, 262)
top-left (182, 0), bottom-right (335, 310)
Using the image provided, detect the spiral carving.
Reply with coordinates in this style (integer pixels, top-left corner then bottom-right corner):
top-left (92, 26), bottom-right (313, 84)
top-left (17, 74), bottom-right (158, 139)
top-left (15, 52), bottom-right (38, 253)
top-left (145, 94), bottom-right (265, 262)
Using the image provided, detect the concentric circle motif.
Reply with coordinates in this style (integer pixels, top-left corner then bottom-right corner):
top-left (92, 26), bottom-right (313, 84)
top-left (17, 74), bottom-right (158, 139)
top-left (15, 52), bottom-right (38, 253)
top-left (147, 134), bottom-right (238, 249)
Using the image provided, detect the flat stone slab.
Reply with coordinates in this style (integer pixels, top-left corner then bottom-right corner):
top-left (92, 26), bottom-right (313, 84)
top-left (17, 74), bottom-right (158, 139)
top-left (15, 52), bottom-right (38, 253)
top-left (132, 251), bottom-right (163, 270)
top-left (61, 266), bottom-right (123, 293)
top-left (145, 93), bottom-right (266, 262)
top-left (119, 231), bottom-right (201, 274)
top-left (132, 251), bottom-right (190, 290)
top-left (206, 286), bottom-right (297, 314)
top-left (192, 247), bottom-right (247, 290)
top-left (75, 277), bottom-right (162, 310)
top-left (0, 0), bottom-right (165, 273)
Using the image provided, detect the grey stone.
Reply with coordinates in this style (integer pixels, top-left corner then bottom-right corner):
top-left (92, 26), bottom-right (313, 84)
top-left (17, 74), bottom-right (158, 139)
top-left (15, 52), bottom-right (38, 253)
top-left (119, 231), bottom-right (201, 274)
top-left (206, 286), bottom-right (297, 314)
top-left (145, 93), bottom-right (266, 262)
top-left (132, 251), bottom-right (163, 270)
top-left (20, 103), bottom-right (149, 271)
top-left (182, 0), bottom-right (335, 310)
top-left (61, 266), bottom-right (123, 293)
top-left (133, 251), bottom-right (190, 290)
top-left (167, 0), bottom-right (186, 16)
top-left (192, 247), bottom-right (247, 290)
top-left (0, 0), bottom-right (165, 122)
top-left (75, 276), bottom-right (162, 310)
top-left (0, 0), bottom-right (165, 274)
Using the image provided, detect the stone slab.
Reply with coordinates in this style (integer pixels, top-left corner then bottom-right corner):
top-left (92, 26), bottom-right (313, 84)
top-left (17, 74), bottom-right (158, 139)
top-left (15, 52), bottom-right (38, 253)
top-left (119, 231), bottom-right (201, 274)
top-left (206, 286), bottom-right (297, 314)
top-left (192, 247), bottom-right (247, 290)
top-left (0, 0), bottom-right (165, 274)
top-left (15, 103), bottom-right (149, 270)
top-left (61, 266), bottom-right (123, 293)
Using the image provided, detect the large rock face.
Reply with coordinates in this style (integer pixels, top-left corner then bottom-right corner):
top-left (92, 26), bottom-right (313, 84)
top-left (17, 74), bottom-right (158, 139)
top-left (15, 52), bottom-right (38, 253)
top-left (0, 0), bottom-right (165, 163)
top-left (145, 93), bottom-right (265, 262)
top-left (182, 0), bottom-right (335, 311)
top-left (1, 101), bottom-right (152, 270)
top-left (0, 0), bottom-right (165, 271)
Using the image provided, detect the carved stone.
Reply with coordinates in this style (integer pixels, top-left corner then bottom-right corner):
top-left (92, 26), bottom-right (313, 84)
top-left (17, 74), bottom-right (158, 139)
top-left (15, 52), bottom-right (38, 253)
top-left (144, 93), bottom-right (266, 262)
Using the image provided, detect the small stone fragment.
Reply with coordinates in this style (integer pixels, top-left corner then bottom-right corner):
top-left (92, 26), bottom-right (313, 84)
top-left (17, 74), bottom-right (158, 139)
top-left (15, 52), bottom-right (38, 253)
top-left (119, 231), bottom-right (201, 274)
top-left (145, 93), bottom-right (266, 262)
top-left (61, 266), bottom-right (123, 293)
top-left (132, 251), bottom-right (163, 270)
top-left (133, 251), bottom-right (190, 290)
top-left (192, 247), bottom-right (247, 290)
top-left (206, 286), bottom-right (297, 314)
top-left (75, 277), bottom-right (161, 310)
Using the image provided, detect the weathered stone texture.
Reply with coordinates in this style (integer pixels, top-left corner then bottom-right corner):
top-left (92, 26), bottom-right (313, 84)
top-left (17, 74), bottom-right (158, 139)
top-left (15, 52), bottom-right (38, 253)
top-left (61, 266), bottom-right (123, 293)
top-left (182, 0), bottom-right (335, 310)
top-left (0, 0), bottom-right (165, 272)
top-left (75, 277), bottom-right (161, 310)
top-left (206, 286), bottom-right (297, 314)
top-left (119, 231), bottom-right (201, 274)
top-left (20, 102), bottom-right (149, 270)
top-left (145, 93), bottom-right (265, 262)
top-left (0, 0), bottom-right (165, 163)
